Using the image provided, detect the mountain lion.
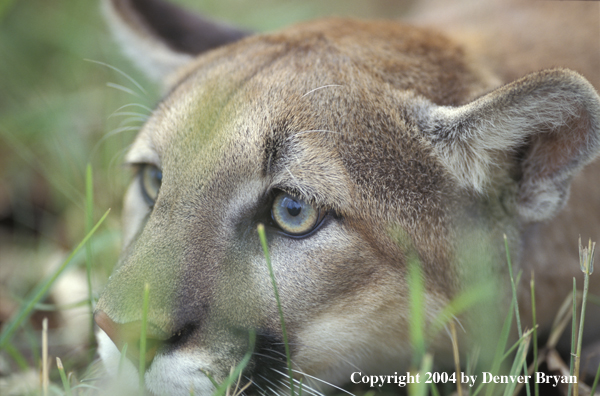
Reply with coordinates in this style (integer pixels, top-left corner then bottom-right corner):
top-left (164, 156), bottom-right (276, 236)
top-left (95, 0), bottom-right (600, 394)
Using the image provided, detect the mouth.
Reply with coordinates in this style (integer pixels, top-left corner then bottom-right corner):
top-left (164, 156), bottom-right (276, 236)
top-left (96, 316), bottom-right (307, 396)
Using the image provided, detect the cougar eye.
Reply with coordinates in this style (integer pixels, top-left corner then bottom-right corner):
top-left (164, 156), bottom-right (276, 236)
top-left (271, 192), bottom-right (320, 236)
top-left (140, 164), bottom-right (162, 205)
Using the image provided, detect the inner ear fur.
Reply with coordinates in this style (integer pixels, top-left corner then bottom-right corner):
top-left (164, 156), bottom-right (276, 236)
top-left (420, 68), bottom-right (600, 223)
top-left (104, 0), bottom-right (251, 81)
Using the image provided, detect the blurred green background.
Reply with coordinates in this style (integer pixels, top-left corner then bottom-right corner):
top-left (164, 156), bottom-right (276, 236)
top-left (0, 0), bottom-right (415, 391)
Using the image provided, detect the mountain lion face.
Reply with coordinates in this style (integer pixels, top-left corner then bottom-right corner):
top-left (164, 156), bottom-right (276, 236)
top-left (95, 1), bottom-right (600, 395)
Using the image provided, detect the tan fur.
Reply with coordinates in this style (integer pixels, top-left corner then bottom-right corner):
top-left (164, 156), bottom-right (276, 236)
top-left (410, 0), bottom-right (600, 338)
top-left (95, 1), bottom-right (600, 394)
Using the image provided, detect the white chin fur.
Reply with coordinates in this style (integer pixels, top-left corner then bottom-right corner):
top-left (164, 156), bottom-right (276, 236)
top-left (96, 329), bottom-right (139, 392)
top-left (96, 329), bottom-right (216, 396)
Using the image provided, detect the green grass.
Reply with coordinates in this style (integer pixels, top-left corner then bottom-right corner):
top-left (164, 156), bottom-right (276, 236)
top-left (139, 283), bottom-right (150, 392)
top-left (572, 238), bottom-right (596, 396)
top-left (57, 357), bottom-right (73, 396)
top-left (257, 223), bottom-right (296, 396)
top-left (0, 209), bottom-right (109, 350)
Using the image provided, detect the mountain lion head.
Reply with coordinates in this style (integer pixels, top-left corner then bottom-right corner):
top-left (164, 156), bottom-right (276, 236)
top-left (94, 0), bottom-right (600, 394)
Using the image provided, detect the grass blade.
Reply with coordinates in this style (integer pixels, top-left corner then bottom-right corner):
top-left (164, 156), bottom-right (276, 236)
top-left (430, 281), bottom-right (495, 343)
top-left (573, 238), bottom-right (595, 396)
top-left (3, 343), bottom-right (29, 370)
top-left (450, 321), bottom-right (463, 396)
top-left (85, 163), bottom-right (96, 357)
top-left (530, 272), bottom-right (539, 396)
top-left (504, 235), bottom-right (530, 396)
top-left (408, 259), bottom-right (425, 368)
top-left (257, 224), bottom-right (295, 395)
top-left (502, 334), bottom-right (531, 396)
top-left (590, 361), bottom-right (600, 396)
top-left (118, 343), bottom-right (128, 377)
top-left (501, 328), bottom-right (536, 362)
top-left (56, 357), bottom-right (73, 396)
top-left (483, 298), bottom-right (514, 396)
top-left (42, 317), bottom-right (49, 396)
top-left (409, 353), bottom-right (433, 396)
top-left (210, 330), bottom-right (256, 396)
top-left (568, 278), bottom-right (577, 396)
top-left (139, 283), bottom-right (150, 392)
top-left (0, 209), bottom-right (110, 349)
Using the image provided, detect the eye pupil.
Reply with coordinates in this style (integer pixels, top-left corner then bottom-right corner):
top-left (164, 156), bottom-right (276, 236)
top-left (286, 200), bottom-right (302, 217)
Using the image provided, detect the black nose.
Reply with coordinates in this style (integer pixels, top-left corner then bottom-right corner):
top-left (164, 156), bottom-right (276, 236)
top-left (94, 310), bottom-right (165, 369)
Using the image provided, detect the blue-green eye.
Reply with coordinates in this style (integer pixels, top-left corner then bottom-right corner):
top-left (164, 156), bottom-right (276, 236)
top-left (140, 164), bottom-right (162, 205)
top-left (271, 192), bottom-right (320, 236)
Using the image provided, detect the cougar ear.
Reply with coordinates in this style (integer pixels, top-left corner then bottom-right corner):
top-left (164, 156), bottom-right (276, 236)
top-left (420, 69), bottom-right (600, 223)
top-left (103, 0), bottom-right (251, 81)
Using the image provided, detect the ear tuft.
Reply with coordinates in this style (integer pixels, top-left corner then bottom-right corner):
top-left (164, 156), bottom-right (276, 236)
top-left (103, 0), bottom-right (251, 82)
top-left (420, 69), bottom-right (600, 223)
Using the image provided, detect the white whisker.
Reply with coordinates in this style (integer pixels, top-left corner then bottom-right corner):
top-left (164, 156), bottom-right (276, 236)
top-left (443, 317), bottom-right (466, 343)
top-left (270, 368), bottom-right (324, 396)
top-left (262, 380), bottom-right (286, 396)
top-left (275, 378), bottom-right (292, 391)
top-left (444, 324), bottom-right (452, 341)
top-left (288, 377), bottom-right (325, 396)
top-left (245, 375), bottom-right (266, 395)
top-left (283, 166), bottom-right (309, 197)
top-left (103, 126), bottom-right (141, 139)
top-left (452, 315), bottom-right (466, 333)
top-left (106, 82), bottom-right (142, 97)
top-left (259, 349), bottom-right (322, 394)
top-left (89, 132), bottom-right (135, 165)
top-left (106, 145), bottom-right (134, 183)
top-left (260, 348), bottom-right (302, 371)
top-left (109, 111), bottom-right (150, 120)
top-left (301, 84), bottom-right (343, 97)
top-left (117, 118), bottom-right (147, 128)
top-left (111, 103), bottom-right (153, 115)
top-left (252, 351), bottom-right (286, 365)
top-left (264, 385), bottom-right (279, 395)
top-left (259, 374), bottom-right (291, 396)
top-left (85, 59), bottom-right (148, 95)
top-left (276, 377), bottom-right (324, 396)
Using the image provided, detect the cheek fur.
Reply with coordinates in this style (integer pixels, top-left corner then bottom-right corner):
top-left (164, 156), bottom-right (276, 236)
top-left (122, 179), bottom-right (151, 248)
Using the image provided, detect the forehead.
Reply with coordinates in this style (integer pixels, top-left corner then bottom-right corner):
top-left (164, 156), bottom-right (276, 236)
top-left (126, 16), bottom-right (477, 165)
top-left (125, 16), bottom-right (475, 169)
top-left (126, 22), bottom-right (451, 219)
